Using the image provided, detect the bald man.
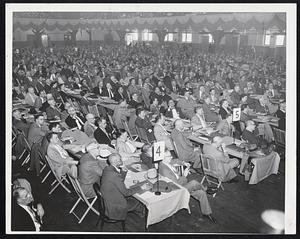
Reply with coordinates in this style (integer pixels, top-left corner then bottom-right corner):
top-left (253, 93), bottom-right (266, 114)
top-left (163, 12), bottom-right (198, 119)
top-left (100, 153), bottom-right (145, 220)
top-left (203, 136), bottom-right (239, 182)
top-left (171, 119), bottom-right (202, 168)
top-left (83, 113), bottom-right (97, 138)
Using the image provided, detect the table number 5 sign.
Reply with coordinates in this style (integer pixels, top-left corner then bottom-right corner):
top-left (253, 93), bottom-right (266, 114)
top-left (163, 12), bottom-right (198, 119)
top-left (153, 141), bottom-right (165, 163)
top-left (232, 108), bottom-right (241, 122)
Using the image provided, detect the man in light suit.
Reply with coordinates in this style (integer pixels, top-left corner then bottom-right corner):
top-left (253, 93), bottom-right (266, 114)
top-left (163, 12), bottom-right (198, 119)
top-left (171, 119), bottom-right (201, 168)
top-left (24, 87), bottom-right (38, 106)
top-left (153, 114), bottom-right (174, 151)
top-left (83, 113), bottom-right (97, 139)
top-left (176, 90), bottom-right (197, 119)
top-left (191, 106), bottom-right (208, 131)
top-left (46, 132), bottom-right (78, 179)
top-left (159, 152), bottom-right (216, 223)
top-left (100, 153), bottom-right (145, 220)
top-left (203, 136), bottom-right (239, 182)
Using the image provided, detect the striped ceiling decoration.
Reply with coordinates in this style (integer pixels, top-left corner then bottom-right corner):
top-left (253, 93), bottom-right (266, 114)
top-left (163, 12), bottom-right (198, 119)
top-left (13, 12), bottom-right (286, 33)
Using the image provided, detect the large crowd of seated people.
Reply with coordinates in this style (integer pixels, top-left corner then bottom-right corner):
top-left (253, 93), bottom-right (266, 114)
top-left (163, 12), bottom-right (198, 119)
top-left (11, 42), bottom-right (286, 231)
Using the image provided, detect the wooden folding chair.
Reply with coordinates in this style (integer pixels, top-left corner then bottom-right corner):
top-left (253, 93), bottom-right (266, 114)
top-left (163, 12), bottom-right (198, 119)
top-left (45, 155), bottom-right (71, 195)
top-left (16, 132), bottom-right (31, 167)
top-left (67, 173), bottom-right (99, 224)
top-left (135, 126), bottom-right (150, 144)
top-left (200, 154), bottom-right (224, 197)
top-left (88, 104), bottom-right (100, 118)
top-left (272, 127), bottom-right (285, 149)
top-left (121, 119), bottom-right (138, 141)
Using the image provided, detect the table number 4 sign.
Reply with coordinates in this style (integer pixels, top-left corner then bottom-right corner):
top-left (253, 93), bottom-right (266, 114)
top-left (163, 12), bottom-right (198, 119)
top-left (232, 108), bottom-right (241, 122)
top-left (153, 141), bottom-right (165, 163)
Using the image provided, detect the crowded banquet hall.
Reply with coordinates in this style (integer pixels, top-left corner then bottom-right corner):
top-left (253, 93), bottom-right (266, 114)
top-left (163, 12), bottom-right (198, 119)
top-left (8, 8), bottom-right (292, 234)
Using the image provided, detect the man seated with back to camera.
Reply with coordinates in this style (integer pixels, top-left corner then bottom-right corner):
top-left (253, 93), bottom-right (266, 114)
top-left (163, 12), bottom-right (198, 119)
top-left (100, 153), bottom-right (147, 221)
top-left (203, 136), bottom-right (239, 183)
top-left (171, 119), bottom-right (202, 169)
top-left (78, 142), bottom-right (111, 198)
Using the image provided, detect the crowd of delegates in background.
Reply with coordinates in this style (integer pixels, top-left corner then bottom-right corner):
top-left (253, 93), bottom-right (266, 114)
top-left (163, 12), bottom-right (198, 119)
top-left (11, 42), bottom-right (286, 231)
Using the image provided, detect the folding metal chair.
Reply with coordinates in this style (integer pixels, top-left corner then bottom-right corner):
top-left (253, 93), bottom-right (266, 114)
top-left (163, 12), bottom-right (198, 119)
top-left (272, 127), bottom-right (285, 149)
top-left (45, 155), bottom-right (71, 195)
top-left (200, 154), bottom-right (224, 197)
top-left (135, 126), bottom-right (150, 144)
top-left (68, 173), bottom-right (99, 224)
top-left (121, 119), bottom-right (138, 141)
top-left (93, 183), bottom-right (126, 231)
top-left (16, 132), bottom-right (31, 167)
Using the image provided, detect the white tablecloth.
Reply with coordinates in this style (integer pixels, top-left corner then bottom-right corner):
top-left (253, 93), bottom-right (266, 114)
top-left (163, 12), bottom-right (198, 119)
top-left (124, 171), bottom-right (191, 227)
top-left (249, 151), bottom-right (280, 184)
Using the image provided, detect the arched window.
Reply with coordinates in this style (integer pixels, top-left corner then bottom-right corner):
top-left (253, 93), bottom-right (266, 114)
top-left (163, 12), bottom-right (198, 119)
top-left (164, 33), bottom-right (174, 42)
top-left (275, 35), bottom-right (285, 46)
top-left (182, 32), bottom-right (192, 43)
top-left (142, 29), bottom-right (153, 41)
top-left (264, 30), bottom-right (271, 45)
top-left (125, 29), bottom-right (138, 45)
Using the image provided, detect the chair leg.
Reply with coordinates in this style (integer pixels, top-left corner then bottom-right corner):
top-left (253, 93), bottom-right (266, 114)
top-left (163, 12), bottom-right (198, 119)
top-left (69, 198), bottom-right (81, 214)
top-left (121, 221), bottom-right (126, 232)
top-left (41, 171), bottom-right (51, 183)
top-left (96, 215), bottom-right (101, 226)
top-left (49, 181), bottom-right (60, 195)
top-left (100, 218), bottom-right (105, 231)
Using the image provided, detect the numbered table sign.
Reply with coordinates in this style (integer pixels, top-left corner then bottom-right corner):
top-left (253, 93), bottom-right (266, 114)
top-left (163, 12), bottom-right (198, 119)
top-left (232, 108), bottom-right (241, 122)
top-left (152, 141), bottom-right (165, 163)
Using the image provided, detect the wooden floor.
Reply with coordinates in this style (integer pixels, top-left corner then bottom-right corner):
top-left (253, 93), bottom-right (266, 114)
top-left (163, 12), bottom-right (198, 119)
top-left (35, 158), bottom-right (285, 233)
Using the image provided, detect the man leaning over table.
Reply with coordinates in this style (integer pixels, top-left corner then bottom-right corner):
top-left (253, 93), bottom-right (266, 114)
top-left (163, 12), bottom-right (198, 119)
top-left (171, 119), bottom-right (202, 169)
top-left (100, 153), bottom-right (146, 221)
top-left (203, 136), bottom-right (239, 183)
top-left (159, 151), bottom-right (216, 223)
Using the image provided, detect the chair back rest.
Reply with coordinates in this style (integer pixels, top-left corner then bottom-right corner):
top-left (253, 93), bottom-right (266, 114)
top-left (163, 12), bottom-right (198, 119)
top-left (121, 119), bottom-right (134, 140)
top-left (273, 127), bottom-right (285, 146)
top-left (200, 154), bottom-right (220, 179)
top-left (135, 126), bottom-right (149, 144)
top-left (45, 155), bottom-right (65, 182)
top-left (81, 105), bottom-right (89, 115)
top-left (172, 139), bottom-right (180, 159)
top-left (88, 105), bottom-right (100, 118)
top-left (93, 183), bottom-right (105, 215)
top-left (67, 172), bottom-right (93, 202)
top-left (18, 131), bottom-right (31, 151)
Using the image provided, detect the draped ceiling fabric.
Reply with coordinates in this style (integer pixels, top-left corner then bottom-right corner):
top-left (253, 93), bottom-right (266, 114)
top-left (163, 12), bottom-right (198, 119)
top-left (13, 12), bottom-right (286, 34)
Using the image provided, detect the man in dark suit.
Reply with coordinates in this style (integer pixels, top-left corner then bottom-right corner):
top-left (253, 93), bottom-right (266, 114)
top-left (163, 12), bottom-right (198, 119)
top-left (100, 153), bottom-right (145, 221)
top-left (135, 108), bottom-right (155, 143)
top-left (164, 99), bottom-right (183, 119)
top-left (46, 98), bottom-right (62, 120)
top-left (64, 106), bottom-right (86, 130)
top-left (94, 117), bottom-right (115, 147)
top-left (12, 180), bottom-right (44, 231)
top-left (274, 101), bottom-right (286, 131)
